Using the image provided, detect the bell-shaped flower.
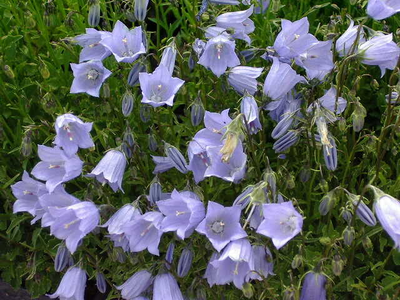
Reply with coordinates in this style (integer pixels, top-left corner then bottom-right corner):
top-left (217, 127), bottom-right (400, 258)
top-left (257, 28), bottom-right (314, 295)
top-left (273, 130), bottom-right (300, 153)
top-left (257, 201), bottom-right (303, 249)
top-left (299, 271), bottom-right (327, 300)
top-left (32, 145), bottom-right (83, 193)
top-left (316, 134), bottom-right (338, 171)
top-left (160, 42), bottom-right (177, 75)
top-left (196, 201), bottom-right (247, 252)
top-left (358, 33), bottom-right (400, 77)
top-left (54, 244), bottom-right (73, 272)
top-left (11, 171), bottom-right (47, 224)
top-left (241, 95), bottom-right (262, 134)
top-left (134, 0), bottom-right (150, 21)
top-left (215, 5), bottom-right (255, 44)
top-left (273, 17), bottom-right (319, 59)
top-left (123, 211), bottom-right (164, 255)
top-left (47, 201), bottom-right (100, 253)
top-left (96, 272), bottom-right (107, 294)
top-left (116, 270), bottom-right (153, 300)
top-left (247, 245), bottom-right (274, 280)
top-left (73, 28), bottom-right (112, 62)
top-left (152, 156), bottom-right (175, 174)
top-left (367, 0), bottom-right (400, 20)
top-left (255, 0), bottom-right (270, 14)
top-left (317, 87), bottom-right (347, 116)
top-left (177, 247), bottom-right (193, 277)
top-left (336, 20), bottom-right (365, 57)
top-left (263, 57), bottom-right (304, 100)
top-left (70, 61), bottom-right (112, 98)
top-left (210, 238), bottom-right (253, 289)
top-left (54, 114), bottom-right (94, 157)
top-left (139, 64), bottom-right (185, 107)
top-left (87, 150), bottom-right (127, 193)
top-left (157, 189), bottom-right (205, 240)
top-left (100, 21), bottom-right (146, 63)
top-left (204, 252), bottom-right (220, 287)
top-left (353, 200), bottom-right (377, 227)
top-left (198, 34), bottom-right (240, 77)
top-left (153, 272), bottom-right (184, 300)
top-left (373, 190), bottom-right (400, 250)
top-left (228, 66), bottom-right (263, 95)
top-left (48, 267), bottom-right (86, 300)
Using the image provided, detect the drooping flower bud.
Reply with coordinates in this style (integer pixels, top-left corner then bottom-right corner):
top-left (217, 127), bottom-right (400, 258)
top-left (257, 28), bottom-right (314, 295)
top-left (140, 104), bottom-right (152, 123)
top-left (299, 271), bottom-right (327, 300)
top-left (191, 95), bottom-right (205, 127)
top-left (352, 101), bottom-right (367, 132)
top-left (122, 91), bottom-right (134, 117)
top-left (54, 244), bottom-right (71, 272)
top-left (283, 286), bottom-right (296, 300)
top-left (332, 255), bottom-right (344, 276)
top-left (348, 193), bottom-right (377, 226)
top-left (148, 180), bottom-right (162, 205)
top-left (164, 143), bottom-right (188, 174)
top-left (341, 208), bottom-right (353, 224)
top-left (160, 41), bottom-right (177, 75)
top-left (299, 166), bottom-right (311, 183)
top-left (96, 272), bottom-right (107, 293)
top-left (343, 226), bottom-right (355, 246)
top-left (165, 242), bottom-right (175, 268)
top-left (220, 114), bottom-right (245, 163)
top-left (88, 2), bottom-right (101, 27)
top-left (148, 134), bottom-right (158, 151)
top-left (291, 254), bottom-right (303, 269)
top-left (242, 282), bottom-right (254, 298)
top-left (128, 63), bottom-right (146, 86)
top-left (177, 247), bottom-right (193, 278)
top-left (319, 190), bottom-right (336, 216)
top-left (134, 0), bottom-right (150, 21)
top-left (21, 133), bottom-right (32, 157)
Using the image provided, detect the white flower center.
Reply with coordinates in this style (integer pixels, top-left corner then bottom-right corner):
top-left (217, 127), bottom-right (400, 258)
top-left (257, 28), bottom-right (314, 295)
top-left (211, 220), bottom-right (225, 234)
top-left (87, 69), bottom-right (99, 80)
top-left (280, 215), bottom-right (298, 233)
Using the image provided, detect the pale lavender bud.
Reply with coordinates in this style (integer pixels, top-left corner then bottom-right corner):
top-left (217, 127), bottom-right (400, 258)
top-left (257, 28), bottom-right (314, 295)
top-left (273, 130), bottom-right (300, 153)
top-left (299, 271), bottom-right (327, 300)
top-left (148, 134), bottom-right (158, 151)
top-left (165, 143), bottom-right (189, 174)
top-left (149, 181), bottom-right (162, 205)
top-left (353, 199), bottom-right (377, 226)
top-left (48, 267), bottom-right (86, 300)
top-left (177, 247), bottom-right (193, 277)
top-left (240, 49), bottom-right (257, 62)
top-left (241, 95), bottom-right (262, 134)
top-left (122, 91), bottom-right (134, 117)
top-left (160, 43), bottom-right (177, 75)
top-left (140, 104), bottom-right (152, 123)
top-left (54, 244), bottom-right (71, 272)
top-left (88, 3), bottom-right (100, 27)
top-left (343, 226), bottom-right (355, 246)
top-left (166, 242), bottom-right (175, 267)
top-left (319, 191), bottom-right (335, 216)
top-left (196, 0), bottom-right (209, 21)
top-left (341, 209), bottom-right (352, 224)
top-left (96, 272), bottom-right (107, 294)
top-left (128, 63), bottom-right (146, 86)
top-left (191, 97), bottom-right (205, 126)
top-left (134, 0), bottom-right (149, 21)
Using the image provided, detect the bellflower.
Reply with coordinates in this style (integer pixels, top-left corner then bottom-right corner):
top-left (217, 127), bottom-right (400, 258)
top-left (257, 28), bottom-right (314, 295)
top-left (73, 28), bottom-right (112, 62)
top-left (134, 0), bottom-right (150, 21)
top-left (336, 20), bottom-right (365, 57)
top-left (255, 0), bottom-right (270, 14)
top-left (367, 0), bottom-right (400, 20)
top-left (54, 244), bottom-right (72, 272)
top-left (116, 270), bottom-right (153, 300)
top-left (139, 64), bottom-right (185, 107)
top-left (240, 95), bottom-right (262, 134)
top-left (32, 145), bottom-right (83, 193)
top-left (47, 201), bottom-right (100, 253)
top-left (193, 38), bottom-right (206, 58)
top-left (177, 247), bottom-right (193, 277)
top-left (210, 238), bottom-right (253, 289)
top-left (48, 267), bottom-right (86, 300)
top-left (153, 272), bottom-right (184, 300)
top-left (263, 57), bottom-right (304, 100)
top-left (11, 171), bottom-right (47, 224)
top-left (160, 43), bottom-right (177, 75)
top-left (196, 201), bottom-right (247, 252)
top-left (100, 203), bottom-right (141, 235)
top-left (373, 191), bottom-right (400, 250)
top-left (296, 41), bottom-right (334, 79)
top-left (299, 271), bottom-right (327, 300)
top-left (358, 33), bottom-right (400, 77)
top-left (204, 252), bottom-right (220, 287)
top-left (215, 5), bottom-right (255, 44)
top-left (228, 66), bottom-right (263, 95)
top-left (152, 156), bottom-right (175, 174)
top-left (318, 134), bottom-right (338, 171)
top-left (209, 0), bottom-right (239, 4)
top-left (54, 114), bottom-right (94, 157)
top-left (273, 17), bottom-right (318, 59)
top-left (157, 189), bottom-right (205, 240)
top-left (247, 245), bottom-right (274, 280)
top-left (123, 211), bottom-right (164, 255)
top-left (353, 200), bottom-right (377, 227)
top-left (70, 61), bottom-right (112, 97)
top-left (273, 130), bottom-right (300, 153)
top-left (317, 87), bottom-right (347, 116)
top-left (100, 21), bottom-right (146, 63)
top-left (198, 34), bottom-right (240, 77)
top-left (87, 150), bottom-right (127, 193)
top-left (257, 201), bottom-right (303, 249)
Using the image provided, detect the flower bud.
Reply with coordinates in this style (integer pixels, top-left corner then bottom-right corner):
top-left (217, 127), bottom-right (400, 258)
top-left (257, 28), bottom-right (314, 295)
top-left (338, 117), bottom-right (346, 131)
top-left (54, 245), bottom-right (71, 272)
top-left (148, 134), bottom-right (158, 151)
top-left (39, 61), bottom-right (50, 79)
top-left (283, 286), bottom-right (296, 300)
top-left (191, 96), bottom-right (205, 127)
top-left (341, 209), bottom-right (352, 224)
top-left (263, 166), bottom-right (277, 196)
top-left (3, 65), bottom-right (14, 79)
top-left (188, 54), bottom-right (195, 72)
top-left (196, 0), bottom-right (209, 21)
top-left (134, 0), bottom-right (149, 21)
top-left (291, 254), bottom-right (303, 269)
top-left (160, 42), bottom-right (177, 75)
top-left (122, 91), bottom-right (134, 117)
top-left (319, 191), bottom-right (336, 216)
top-left (123, 128), bottom-right (135, 147)
top-left (165, 143), bottom-right (188, 174)
top-left (148, 181), bottom-right (162, 205)
top-left (140, 104), bottom-right (152, 123)
top-left (385, 92), bottom-right (399, 105)
top-left (128, 63), bottom-right (146, 87)
top-left (332, 255), bottom-right (344, 276)
top-left (362, 236), bottom-right (373, 251)
top-left (122, 143), bottom-right (132, 158)
top-left (177, 247), bottom-right (193, 278)
top-left (286, 174), bottom-right (295, 189)
top-left (370, 79), bottom-right (379, 90)
top-left (242, 282), bottom-right (254, 299)
top-left (166, 241), bottom-right (175, 269)
top-left (240, 49), bottom-right (257, 63)
top-left (102, 83), bottom-right (110, 98)
top-left (299, 167), bottom-right (310, 183)
top-left (352, 101), bottom-right (367, 132)
top-left (96, 272), bottom-right (107, 293)
top-left (21, 134), bottom-right (32, 157)
top-left (88, 2), bottom-right (100, 27)
top-left (300, 272), bottom-right (327, 300)
top-left (348, 193), bottom-right (377, 226)
top-left (343, 226), bottom-right (355, 246)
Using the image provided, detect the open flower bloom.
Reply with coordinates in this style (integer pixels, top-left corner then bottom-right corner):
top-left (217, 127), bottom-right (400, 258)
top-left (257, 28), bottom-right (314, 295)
top-left (198, 34), bottom-right (240, 77)
top-left (47, 201), bottom-right (100, 253)
top-left (247, 245), bottom-right (274, 280)
top-left (374, 194), bottom-right (400, 250)
top-left (32, 145), bottom-right (83, 193)
top-left (87, 150), bottom-right (126, 193)
top-left (153, 272), bottom-right (184, 300)
top-left (299, 271), bottom-right (327, 300)
top-left (139, 64), bottom-right (185, 107)
top-left (116, 270), bottom-right (153, 299)
top-left (157, 189), bottom-right (205, 240)
top-left (48, 267), bottom-right (86, 300)
top-left (241, 95), bottom-right (262, 134)
top-left (257, 201), bottom-right (303, 249)
top-left (335, 20), bottom-right (365, 57)
top-left (367, 0), bottom-right (400, 20)
top-left (196, 201), bottom-right (247, 252)
top-left (73, 28), bottom-right (112, 62)
top-left (70, 61), bottom-right (112, 97)
top-left (100, 20), bottom-right (146, 63)
top-left (228, 66), bottom-right (263, 95)
top-left (55, 114), bottom-right (94, 157)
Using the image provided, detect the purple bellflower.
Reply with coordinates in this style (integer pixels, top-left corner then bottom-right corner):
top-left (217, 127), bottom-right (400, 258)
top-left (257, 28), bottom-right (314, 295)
top-left (54, 114), bottom-right (94, 157)
top-left (358, 33), bottom-right (400, 77)
top-left (204, 252), bottom-right (221, 287)
top-left (134, 0), bottom-right (150, 21)
top-left (196, 201), bottom-right (247, 252)
top-left (157, 189), bottom-right (205, 240)
top-left (273, 130), bottom-right (300, 153)
top-left (152, 156), bottom-right (175, 174)
top-left (336, 20), bottom-right (365, 57)
top-left (247, 245), bottom-right (274, 280)
top-left (209, 0), bottom-right (239, 4)
top-left (123, 211), bottom-right (164, 255)
top-left (70, 61), bottom-right (112, 98)
top-left (11, 171), bottom-right (47, 224)
top-left (263, 57), bottom-right (304, 100)
top-left (73, 28), bottom-right (112, 62)
top-left (47, 201), bottom-right (100, 253)
top-left (100, 21), bottom-right (146, 63)
top-left (257, 201), bottom-right (303, 249)
top-left (198, 34), bottom-right (240, 77)
top-left (32, 145), bottom-right (83, 193)
top-left (153, 272), bottom-right (184, 300)
top-left (160, 42), bottom-right (177, 75)
top-left (215, 5), bottom-right (255, 44)
top-left (87, 150), bottom-right (126, 192)
top-left (367, 0), bottom-right (400, 20)
top-left (241, 94), bottom-right (262, 134)
top-left (116, 270), bottom-right (153, 300)
top-left (48, 267), bottom-right (86, 300)
top-left (139, 64), bottom-right (185, 107)
top-left (299, 271), bottom-right (327, 300)
top-left (228, 66), bottom-right (263, 95)
top-left (255, 0), bottom-right (270, 14)
top-left (210, 238), bottom-right (253, 289)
